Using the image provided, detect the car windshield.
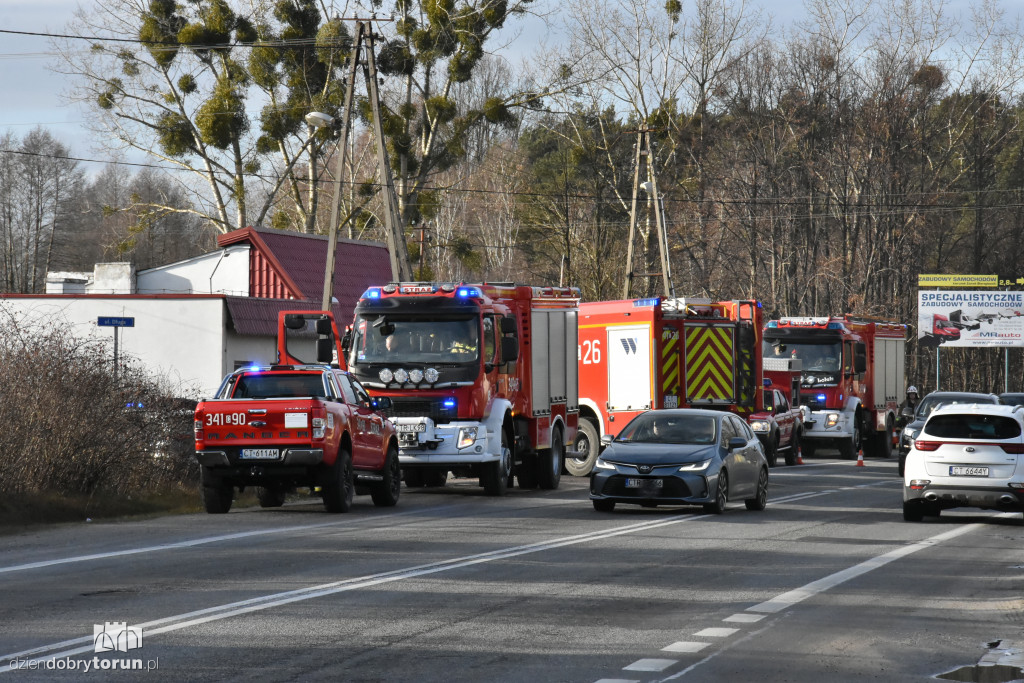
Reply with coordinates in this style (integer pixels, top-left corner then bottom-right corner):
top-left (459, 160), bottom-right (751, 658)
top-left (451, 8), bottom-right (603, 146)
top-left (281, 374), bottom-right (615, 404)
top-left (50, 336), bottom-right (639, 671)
top-left (1000, 394), bottom-right (1024, 406)
top-left (228, 373), bottom-right (327, 399)
top-left (350, 315), bottom-right (479, 364)
top-left (765, 341), bottom-right (841, 372)
top-left (916, 395), bottom-right (995, 420)
top-left (617, 414), bottom-right (717, 444)
top-left (925, 413), bottom-right (1022, 440)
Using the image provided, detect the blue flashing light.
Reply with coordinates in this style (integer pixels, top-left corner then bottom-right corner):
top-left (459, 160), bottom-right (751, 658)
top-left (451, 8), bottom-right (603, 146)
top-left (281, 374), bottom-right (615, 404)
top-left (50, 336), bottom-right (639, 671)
top-left (442, 398), bottom-right (456, 409)
top-left (363, 287), bottom-right (382, 299)
top-left (247, 365), bottom-right (261, 372)
top-left (456, 286), bottom-right (482, 298)
top-left (766, 321), bottom-right (779, 328)
top-left (756, 301), bottom-right (762, 307)
top-left (826, 322), bottom-right (843, 329)
top-left (763, 378), bottom-right (772, 386)
top-left (633, 297), bottom-right (660, 307)
top-left (816, 393), bottom-right (827, 402)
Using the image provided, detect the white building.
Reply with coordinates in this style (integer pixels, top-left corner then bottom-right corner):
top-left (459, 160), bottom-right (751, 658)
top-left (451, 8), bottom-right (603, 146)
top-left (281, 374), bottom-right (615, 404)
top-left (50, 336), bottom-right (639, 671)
top-left (2, 227), bottom-right (392, 397)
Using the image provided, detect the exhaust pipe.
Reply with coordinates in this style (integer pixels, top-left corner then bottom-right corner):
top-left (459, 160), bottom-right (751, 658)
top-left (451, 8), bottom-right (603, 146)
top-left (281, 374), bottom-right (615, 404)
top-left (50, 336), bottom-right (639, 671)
top-left (1000, 494), bottom-right (1016, 504)
top-left (924, 492), bottom-right (938, 501)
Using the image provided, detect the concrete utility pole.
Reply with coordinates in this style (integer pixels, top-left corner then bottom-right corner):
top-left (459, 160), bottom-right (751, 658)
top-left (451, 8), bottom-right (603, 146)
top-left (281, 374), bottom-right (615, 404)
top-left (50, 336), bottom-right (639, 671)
top-left (308, 19), bottom-right (413, 313)
top-left (622, 129), bottom-right (675, 300)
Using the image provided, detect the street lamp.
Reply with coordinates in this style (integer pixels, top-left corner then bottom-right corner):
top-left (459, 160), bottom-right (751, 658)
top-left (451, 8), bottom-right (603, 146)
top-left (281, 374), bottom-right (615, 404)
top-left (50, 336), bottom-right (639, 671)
top-left (306, 110), bottom-right (345, 312)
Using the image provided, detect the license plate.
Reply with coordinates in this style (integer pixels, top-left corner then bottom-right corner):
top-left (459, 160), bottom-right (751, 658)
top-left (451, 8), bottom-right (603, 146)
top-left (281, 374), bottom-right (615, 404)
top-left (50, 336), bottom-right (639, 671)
top-left (396, 424), bottom-right (426, 433)
top-left (625, 478), bottom-right (663, 489)
top-left (950, 466), bottom-right (988, 477)
top-left (240, 448), bottom-right (279, 460)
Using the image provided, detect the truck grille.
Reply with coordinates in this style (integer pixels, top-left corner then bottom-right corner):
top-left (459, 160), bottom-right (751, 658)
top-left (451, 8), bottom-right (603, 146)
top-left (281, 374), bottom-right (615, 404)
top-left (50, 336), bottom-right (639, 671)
top-left (389, 398), bottom-right (458, 424)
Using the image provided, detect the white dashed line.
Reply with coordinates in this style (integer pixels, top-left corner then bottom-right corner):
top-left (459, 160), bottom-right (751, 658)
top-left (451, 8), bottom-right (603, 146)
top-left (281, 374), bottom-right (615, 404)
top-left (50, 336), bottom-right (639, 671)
top-left (662, 642), bottom-right (710, 653)
top-left (694, 627), bottom-right (738, 638)
top-left (624, 658), bottom-right (678, 672)
top-left (724, 613), bottom-right (764, 623)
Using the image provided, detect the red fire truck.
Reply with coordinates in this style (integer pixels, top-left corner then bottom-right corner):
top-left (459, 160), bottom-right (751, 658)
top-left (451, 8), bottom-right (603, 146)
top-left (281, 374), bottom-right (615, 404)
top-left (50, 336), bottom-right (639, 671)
top-left (763, 316), bottom-right (906, 459)
top-left (343, 283), bottom-right (580, 495)
top-left (572, 297), bottom-right (764, 476)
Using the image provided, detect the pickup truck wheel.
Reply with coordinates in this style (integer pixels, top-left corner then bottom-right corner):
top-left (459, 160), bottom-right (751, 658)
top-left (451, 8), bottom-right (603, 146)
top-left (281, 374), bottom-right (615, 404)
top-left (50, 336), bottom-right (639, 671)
top-left (566, 419), bottom-right (599, 477)
top-left (765, 434), bottom-right (779, 467)
top-left (784, 431), bottom-right (800, 467)
top-left (745, 467), bottom-right (769, 511)
top-left (537, 427), bottom-right (563, 490)
top-left (256, 487), bottom-right (286, 508)
top-left (322, 449), bottom-right (354, 513)
top-left (200, 468), bottom-right (233, 514)
top-left (371, 445), bottom-right (401, 507)
top-left (482, 429), bottom-right (512, 496)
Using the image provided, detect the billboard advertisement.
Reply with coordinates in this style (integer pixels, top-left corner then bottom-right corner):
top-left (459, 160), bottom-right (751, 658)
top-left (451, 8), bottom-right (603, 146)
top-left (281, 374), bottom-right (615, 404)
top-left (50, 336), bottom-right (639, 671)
top-left (918, 290), bottom-right (1024, 347)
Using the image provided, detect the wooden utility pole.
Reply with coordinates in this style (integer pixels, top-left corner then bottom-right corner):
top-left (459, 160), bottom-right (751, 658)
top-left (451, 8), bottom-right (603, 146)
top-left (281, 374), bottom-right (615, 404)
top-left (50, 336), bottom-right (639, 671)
top-left (320, 20), bottom-right (412, 312)
top-left (622, 129), bottom-right (674, 300)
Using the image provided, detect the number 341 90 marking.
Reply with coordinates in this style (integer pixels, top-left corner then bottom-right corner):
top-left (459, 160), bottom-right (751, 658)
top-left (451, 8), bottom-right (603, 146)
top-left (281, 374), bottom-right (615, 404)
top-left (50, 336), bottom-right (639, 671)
top-left (206, 413), bottom-right (246, 426)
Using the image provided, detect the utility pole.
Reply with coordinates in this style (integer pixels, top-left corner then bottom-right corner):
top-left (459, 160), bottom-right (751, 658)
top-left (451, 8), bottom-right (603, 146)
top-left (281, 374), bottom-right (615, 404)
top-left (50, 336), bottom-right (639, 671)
top-left (310, 19), bottom-right (413, 313)
top-left (622, 129), bottom-right (674, 300)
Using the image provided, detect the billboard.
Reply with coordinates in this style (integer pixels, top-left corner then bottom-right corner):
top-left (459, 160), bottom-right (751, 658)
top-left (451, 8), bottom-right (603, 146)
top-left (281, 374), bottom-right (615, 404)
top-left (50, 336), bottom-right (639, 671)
top-left (918, 290), bottom-right (1024, 347)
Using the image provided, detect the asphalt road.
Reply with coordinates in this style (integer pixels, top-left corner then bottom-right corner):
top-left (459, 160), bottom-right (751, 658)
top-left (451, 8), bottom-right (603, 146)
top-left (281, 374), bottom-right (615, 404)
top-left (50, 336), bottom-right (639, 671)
top-left (2, 457), bottom-right (1023, 682)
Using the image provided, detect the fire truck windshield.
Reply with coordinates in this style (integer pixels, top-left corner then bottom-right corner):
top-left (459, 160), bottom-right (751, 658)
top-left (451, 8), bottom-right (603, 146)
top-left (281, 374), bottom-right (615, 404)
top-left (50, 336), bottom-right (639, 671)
top-left (767, 341), bottom-right (842, 373)
top-left (351, 315), bottom-right (479, 364)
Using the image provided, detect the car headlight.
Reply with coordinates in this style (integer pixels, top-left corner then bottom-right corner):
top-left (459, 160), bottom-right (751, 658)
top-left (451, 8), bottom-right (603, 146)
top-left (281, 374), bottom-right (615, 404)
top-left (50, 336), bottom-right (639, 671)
top-left (749, 420), bottom-right (770, 432)
top-left (457, 427), bottom-right (478, 449)
top-left (594, 457), bottom-right (615, 470)
top-left (903, 426), bottom-right (916, 437)
top-left (678, 459), bottom-right (712, 472)
top-left (825, 413), bottom-right (840, 428)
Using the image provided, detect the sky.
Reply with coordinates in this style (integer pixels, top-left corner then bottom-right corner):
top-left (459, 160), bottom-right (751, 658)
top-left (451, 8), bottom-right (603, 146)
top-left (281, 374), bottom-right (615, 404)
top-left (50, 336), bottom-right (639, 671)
top-left (0, 0), bottom-right (1016, 175)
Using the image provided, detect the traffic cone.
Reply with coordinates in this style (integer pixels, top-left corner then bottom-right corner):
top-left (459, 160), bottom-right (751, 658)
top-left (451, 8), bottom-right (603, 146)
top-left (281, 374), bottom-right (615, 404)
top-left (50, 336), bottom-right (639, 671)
top-left (856, 449), bottom-right (865, 467)
top-left (796, 446), bottom-right (804, 465)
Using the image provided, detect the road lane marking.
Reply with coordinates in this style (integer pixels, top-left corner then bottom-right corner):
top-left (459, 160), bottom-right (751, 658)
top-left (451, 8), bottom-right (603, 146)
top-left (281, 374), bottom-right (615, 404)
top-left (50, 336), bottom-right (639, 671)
top-left (746, 522), bottom-right (980, 614)
top-left (624, 659), bottom-right (677, 671)
top-left (723, 613), bottom-right (764, 623)
top-left (694, 627), bottom-right (738, 637)
top-left (0, 488), bottom-right (848, 671)
top-left (662, 642), bottom-right (710, 653)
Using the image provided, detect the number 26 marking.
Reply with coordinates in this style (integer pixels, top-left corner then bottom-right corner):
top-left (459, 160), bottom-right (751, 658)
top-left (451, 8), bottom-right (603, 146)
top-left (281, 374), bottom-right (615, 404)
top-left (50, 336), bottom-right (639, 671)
top-left (580, 339), bottom-right (601, 365)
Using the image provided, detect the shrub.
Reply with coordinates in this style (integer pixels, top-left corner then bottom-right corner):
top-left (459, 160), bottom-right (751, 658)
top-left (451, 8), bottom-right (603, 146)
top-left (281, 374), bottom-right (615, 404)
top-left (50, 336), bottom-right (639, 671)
top-left (0, 310), bottom-right (199, 495)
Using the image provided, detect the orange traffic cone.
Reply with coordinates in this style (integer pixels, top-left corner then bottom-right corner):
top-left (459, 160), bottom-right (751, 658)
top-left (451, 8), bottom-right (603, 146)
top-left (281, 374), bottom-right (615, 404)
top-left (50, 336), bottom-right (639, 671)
top-left (796, 446), bottom-right (805, 465)
top-left (856, 449), bottom-right (865, 467)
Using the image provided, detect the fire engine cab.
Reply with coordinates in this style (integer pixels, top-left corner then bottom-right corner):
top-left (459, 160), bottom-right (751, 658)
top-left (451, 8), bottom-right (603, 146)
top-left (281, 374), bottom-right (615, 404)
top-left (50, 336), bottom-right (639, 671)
top-left (344, 282), bottom-right (579, 495)
top-left (573, 297), bottom-right (764, 476)
top-left (763, 316), bottom-right (906, 459)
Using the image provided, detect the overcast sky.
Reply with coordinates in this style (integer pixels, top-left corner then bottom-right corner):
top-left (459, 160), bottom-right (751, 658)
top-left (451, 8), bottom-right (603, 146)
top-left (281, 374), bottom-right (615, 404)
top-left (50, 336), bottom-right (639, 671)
top-left (0, 0), bottom-right (1016, 174)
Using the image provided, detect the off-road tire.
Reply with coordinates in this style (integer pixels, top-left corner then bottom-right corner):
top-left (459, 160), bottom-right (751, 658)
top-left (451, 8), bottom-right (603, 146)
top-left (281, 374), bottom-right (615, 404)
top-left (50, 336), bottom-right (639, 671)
top-left (371, 444), bottom-right (401, 507)
top-left (256, 487), bottom-right (286, 508)
top-left (537, 427), bottom-right (564, 490)
top-left (482, 429), bottom-right (512, 496)
top-left (784, 430), bottom-right (800, 467)
top-left (201, 468), bottom-right (233, 514)
top-left (322, 449), bottom-right (354, 513)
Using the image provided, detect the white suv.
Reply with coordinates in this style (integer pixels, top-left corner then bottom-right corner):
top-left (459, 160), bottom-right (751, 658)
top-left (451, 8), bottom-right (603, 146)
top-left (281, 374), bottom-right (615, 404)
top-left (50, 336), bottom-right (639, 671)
top-left (903, 403), bottom-right (1024, 521)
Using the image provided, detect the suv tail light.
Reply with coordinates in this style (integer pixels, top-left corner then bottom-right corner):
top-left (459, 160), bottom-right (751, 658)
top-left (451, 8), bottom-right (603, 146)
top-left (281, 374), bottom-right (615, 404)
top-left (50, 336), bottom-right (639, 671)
top-left (312, 406), bottom-right (326, 440)
top-left (194, 418), bottom-right (204, 441)
top-left (913, 440), bottom-right (941, 451)
top-left (1000, 444), bottom-right (1024, 454)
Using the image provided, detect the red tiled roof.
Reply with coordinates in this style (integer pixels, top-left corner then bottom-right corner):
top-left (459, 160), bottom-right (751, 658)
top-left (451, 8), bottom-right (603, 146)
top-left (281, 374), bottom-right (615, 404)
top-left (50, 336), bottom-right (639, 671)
top-left (217, 226), bottom-right (392, 328)
top-left (225, 297), bottom-right (352, 337)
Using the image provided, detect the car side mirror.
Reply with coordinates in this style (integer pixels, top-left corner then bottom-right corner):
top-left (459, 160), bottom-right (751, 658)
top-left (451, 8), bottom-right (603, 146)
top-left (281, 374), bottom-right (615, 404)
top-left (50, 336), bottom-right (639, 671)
top-left (371, 396), bottom-right (392, 411)
top-left (500, 336), bottom-right (519, 363)
top-left (316, 338), bottom-right (334, 364)
top-left (600, 434), bottom-right (613, 445)
top-left (728, 436), bottom-right (747, 451)
top-left (900, 406), bottom-right (915, 418)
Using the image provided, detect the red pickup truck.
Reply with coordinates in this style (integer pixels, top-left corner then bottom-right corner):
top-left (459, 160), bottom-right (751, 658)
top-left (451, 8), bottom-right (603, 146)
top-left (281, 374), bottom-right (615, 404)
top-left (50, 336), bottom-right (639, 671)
top-left (747, 385), bottom-right (808, 467)
top-left (194, 365), bottom-right (400, 513)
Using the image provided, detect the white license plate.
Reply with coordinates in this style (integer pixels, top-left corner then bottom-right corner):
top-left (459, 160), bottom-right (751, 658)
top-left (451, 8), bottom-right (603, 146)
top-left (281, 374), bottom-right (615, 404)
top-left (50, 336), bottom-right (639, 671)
top-left (950, 466), bottom-right (989, 477)
top-left (625, 478), bottom-right (663, 489)
top-left (396, 424), bottom-right (426, 433)
top-left (240, 448), bottom-right (280, 460)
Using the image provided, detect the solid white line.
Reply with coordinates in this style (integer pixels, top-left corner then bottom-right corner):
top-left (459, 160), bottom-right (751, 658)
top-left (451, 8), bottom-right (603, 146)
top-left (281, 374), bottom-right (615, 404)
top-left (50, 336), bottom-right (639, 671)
top-left (746, 522), bottom-right (981, 614)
